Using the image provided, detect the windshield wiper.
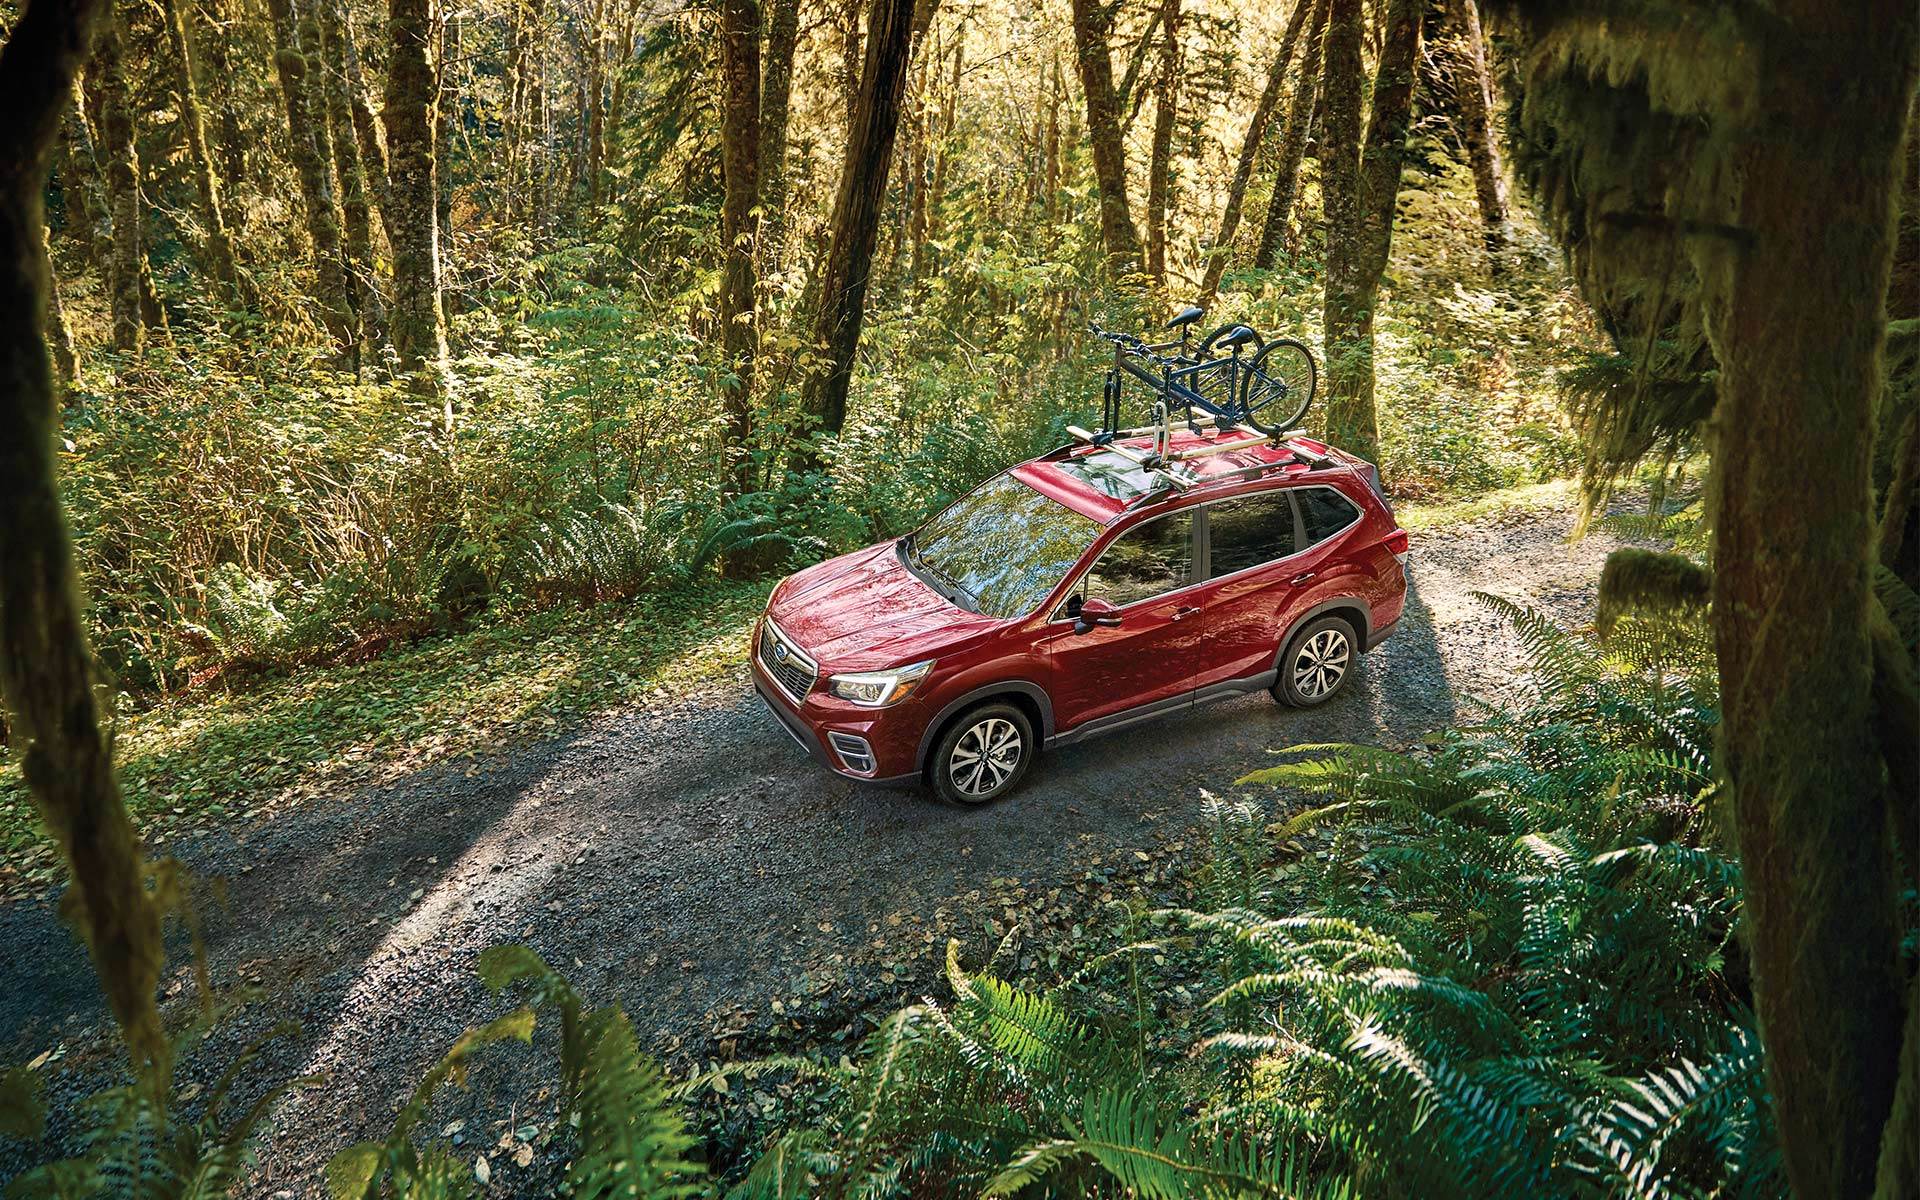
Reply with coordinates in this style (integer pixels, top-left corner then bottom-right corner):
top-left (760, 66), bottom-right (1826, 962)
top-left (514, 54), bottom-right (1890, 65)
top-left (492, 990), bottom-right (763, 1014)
top-left (899, 535), bottom-right (978, 613)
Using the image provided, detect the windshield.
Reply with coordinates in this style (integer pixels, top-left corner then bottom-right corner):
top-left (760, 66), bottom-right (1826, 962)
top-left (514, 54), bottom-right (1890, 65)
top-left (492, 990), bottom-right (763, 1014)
top-left (903, 473), bottom-right (1099, 619)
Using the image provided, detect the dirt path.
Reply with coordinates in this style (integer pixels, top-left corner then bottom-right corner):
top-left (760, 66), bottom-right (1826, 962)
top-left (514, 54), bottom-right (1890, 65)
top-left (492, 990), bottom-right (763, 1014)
top-left (0, 497), bottom-right (1628, 1193)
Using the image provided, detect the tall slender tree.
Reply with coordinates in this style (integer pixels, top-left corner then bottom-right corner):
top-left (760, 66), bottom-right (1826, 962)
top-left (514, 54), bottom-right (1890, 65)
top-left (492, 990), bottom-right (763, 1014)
top-left (160, 0), bottom-right (242, 307)
top-left (1197, 0), bottom-right (1313, 299)
top-left (1068, 0), bottom-right (1141, 274)
top-left (1446, 0), bottom-right (1507, 265)
top-left (717, 0), bottom-right (762, 494)
top-left (756, 0), bottom-right (802, 273)
top-left (316, 0), bottom-right (385, 344)
top-left (266, 0), bottom-right (354, 349)
top-left (801, 0), bottom-right (933, 451)
top-left (1319, 0), bottom-right (1420, 463)
top-left (1143, 0), bottom-right (1181, 285)
top-left (95, 7), bottom-right (142, 352)
top-left (58, 84), bottom-right (110, 271)
top-left (385, 0), bottom-right (448, 385)
top-left (1253, 0), bottom-right (1329, 267)
top-left (0, 0), bottom-right (170, 1086)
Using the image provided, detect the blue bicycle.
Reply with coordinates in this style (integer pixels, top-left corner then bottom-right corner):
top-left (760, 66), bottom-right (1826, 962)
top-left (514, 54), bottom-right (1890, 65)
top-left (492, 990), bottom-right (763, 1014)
top-left (1088, 306), bottom-right (1317, 439)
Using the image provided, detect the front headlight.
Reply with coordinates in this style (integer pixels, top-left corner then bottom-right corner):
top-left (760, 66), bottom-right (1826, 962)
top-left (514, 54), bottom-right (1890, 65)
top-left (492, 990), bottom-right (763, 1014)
top-left (826, 659), bottom-right (935, 707)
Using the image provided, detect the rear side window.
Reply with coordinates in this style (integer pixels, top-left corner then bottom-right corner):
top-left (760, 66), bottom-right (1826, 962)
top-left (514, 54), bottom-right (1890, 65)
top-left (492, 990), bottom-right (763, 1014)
top-left (1076, 511), bottom-right (1194, 609)
top-left (1298, 487), bottom-right (1362, 545)
top-left (1207, 492), bottom-right (1297, 577)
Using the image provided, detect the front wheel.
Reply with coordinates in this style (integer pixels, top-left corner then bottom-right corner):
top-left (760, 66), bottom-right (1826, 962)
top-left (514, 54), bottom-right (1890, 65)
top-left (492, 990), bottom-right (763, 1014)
top-left (1241, 338), bottom-right (1316, 435)
top-left (928, 702), bottom-right (1035, 805)
top-left (1272, 616), bottom-right (1356, 707)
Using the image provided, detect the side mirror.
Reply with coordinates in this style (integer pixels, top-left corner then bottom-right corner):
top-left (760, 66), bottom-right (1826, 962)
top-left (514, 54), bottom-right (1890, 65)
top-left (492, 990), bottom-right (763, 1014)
top-left (1074, 597), bottom-right (1123, 635)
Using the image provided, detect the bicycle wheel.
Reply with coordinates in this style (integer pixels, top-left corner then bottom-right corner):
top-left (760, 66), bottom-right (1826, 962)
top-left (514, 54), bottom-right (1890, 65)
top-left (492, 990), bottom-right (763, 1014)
top-left (1193, 325), bottom-right (1264, 418)
top-left (1241, 338), bottom-right (1317, 435)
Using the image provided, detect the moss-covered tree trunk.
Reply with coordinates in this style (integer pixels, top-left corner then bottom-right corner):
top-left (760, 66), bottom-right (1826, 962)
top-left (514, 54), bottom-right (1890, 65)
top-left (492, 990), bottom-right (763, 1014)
top-left (800, 0), bottom-right (928, 452)
top-left (384, 0), bottom-right (447, 384)
top-left (1692, 2), bottom-right (1919, 1194)
top-left (58, 83), bottom-right (110, 271)
top-left (266, 0), bottom-right (353, 353)
top-left (1317, 0), bottom-right (1365, 453)
top-left (315, 0), bottom-right (385, 351)
top-left (1143, 0), bottom-right (1181, 286)
top-left (1069, 0), bottom-right (1140, 276)
top-left (717, 0), bottom-right (761, 495)
top-left (1320, 0), bottom-right (1418, 464)
top-left (1197, 0), bottom-right (1312, 299)
top-left (436, 11), bottom-right (458, 285)
top-left (199, 0), bottom-right (250, 195)
top-left (756, 0), bottom-right (801, 273)
top-left (335, 0), bottom-right (395, 256)
top-left (96, 8), bottom-right (142, 352)
top-left (0, 0), bottom-right (169, 1085)
top-left (159, 0), bottom-right (242, 309)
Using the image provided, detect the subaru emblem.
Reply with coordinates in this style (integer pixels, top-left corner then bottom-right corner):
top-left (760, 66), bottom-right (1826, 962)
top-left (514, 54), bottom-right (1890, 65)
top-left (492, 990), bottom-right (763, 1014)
top-left (774, 642), bottom-right (788, 662)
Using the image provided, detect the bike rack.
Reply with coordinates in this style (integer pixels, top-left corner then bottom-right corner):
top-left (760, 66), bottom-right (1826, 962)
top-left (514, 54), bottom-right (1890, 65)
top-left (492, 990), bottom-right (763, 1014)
top-left (1063, 409), bottom-right (1308, 493)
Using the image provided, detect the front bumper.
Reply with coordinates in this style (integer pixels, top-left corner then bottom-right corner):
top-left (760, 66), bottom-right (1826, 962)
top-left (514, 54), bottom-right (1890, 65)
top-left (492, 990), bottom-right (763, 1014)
top-left (751, 648), bottom-right (922, 784)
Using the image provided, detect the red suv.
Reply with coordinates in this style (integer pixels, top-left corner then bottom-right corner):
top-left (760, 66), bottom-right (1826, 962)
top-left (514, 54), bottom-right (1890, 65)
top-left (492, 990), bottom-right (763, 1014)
top-left (751, 428), bottom-right (1408, 804)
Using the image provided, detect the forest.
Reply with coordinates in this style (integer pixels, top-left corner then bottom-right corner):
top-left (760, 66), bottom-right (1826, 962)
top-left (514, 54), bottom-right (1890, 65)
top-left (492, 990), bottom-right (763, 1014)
top-left (0, 0), bottom-right (1915, 1194)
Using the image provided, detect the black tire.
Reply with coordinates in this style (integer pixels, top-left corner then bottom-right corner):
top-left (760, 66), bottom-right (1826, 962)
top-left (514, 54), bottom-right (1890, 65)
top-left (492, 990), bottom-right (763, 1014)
top-left (927, 702), bottom-right (1035, 805)
top-left (1271, 615), bottom-right (1358, 707)
top-left (1242, 338), bottom-right (1316, 435)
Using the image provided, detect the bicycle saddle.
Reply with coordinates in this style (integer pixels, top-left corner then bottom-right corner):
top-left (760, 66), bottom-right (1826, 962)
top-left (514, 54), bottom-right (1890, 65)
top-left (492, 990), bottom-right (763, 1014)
top-left (1166, 305), bottom-right (1205, 329)
top-left (1215, 324), bottom-right (1258, 351)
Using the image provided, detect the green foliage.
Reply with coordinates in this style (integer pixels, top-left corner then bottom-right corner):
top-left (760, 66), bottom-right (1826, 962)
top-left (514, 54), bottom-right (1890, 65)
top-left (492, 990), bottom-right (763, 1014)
top-left (726, 598), bottom-right (1773, 1198)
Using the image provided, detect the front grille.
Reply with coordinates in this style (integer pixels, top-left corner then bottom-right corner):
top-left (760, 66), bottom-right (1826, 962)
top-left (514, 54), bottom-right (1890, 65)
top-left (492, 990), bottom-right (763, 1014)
top-left (757, 618), bottom-right (817, 704)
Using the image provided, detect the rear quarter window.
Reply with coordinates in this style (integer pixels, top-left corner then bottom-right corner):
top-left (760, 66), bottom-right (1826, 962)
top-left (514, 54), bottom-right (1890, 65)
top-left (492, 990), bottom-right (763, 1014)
top-left (1298, 487), bottom-right (1362, 546)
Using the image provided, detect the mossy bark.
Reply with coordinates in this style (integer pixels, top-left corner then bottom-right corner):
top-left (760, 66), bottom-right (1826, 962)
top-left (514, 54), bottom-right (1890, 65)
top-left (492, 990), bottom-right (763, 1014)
top-left (1689, 1), bottom-right (1918, 1194)
top-left (756, 0), bottom-right (801, 273)
top-left (315, 0), bottom-right (385, 350)
top-left (0, 0), bottom-right (168, 1085)
top-left (1068, 0), bottom-right (1141, 276)
top-left (1198, 0), bottom-right (1313, 300)
top-left (95, 8), bottom-right (142, 353)
top-left (57, 84), bottom-right (110, 271)
top-left (159, 0), bottom-right (242, 310)
top-left (1143, 0), bottom-right (1181, 287)
top-left (1253, 0), bottom-right (1328, 269)
top-left (383, 0), bottom-right (447, 384)
top-left (265, 0), bottom-right (354, 353)
top-left (1320, 0), bottom-right (1419, 465)
top-left (717, 0), bottom-right (761, 495)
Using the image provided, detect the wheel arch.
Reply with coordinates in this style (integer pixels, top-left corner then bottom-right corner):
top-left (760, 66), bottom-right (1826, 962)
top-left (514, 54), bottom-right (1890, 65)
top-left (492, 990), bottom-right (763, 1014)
top-left (915, 681), bottom-right (1053, 775)
top-left (1276, 599), bottom-right (1370, 668)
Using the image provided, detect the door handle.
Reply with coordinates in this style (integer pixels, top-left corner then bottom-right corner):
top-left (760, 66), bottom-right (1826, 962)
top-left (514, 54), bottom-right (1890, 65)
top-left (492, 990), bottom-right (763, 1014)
top-left (1171, 605), bottom-right (1200, 621)
top-left (1290, 572), bottom-right (1317, 587)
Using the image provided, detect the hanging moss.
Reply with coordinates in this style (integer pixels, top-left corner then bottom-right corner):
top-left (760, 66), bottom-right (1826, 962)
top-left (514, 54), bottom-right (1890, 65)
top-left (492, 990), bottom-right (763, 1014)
top-left (1595, 546), bottom-right (1710, 637)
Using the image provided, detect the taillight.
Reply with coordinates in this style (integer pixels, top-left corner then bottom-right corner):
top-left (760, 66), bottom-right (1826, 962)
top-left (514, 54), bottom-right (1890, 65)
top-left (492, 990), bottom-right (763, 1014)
top-left (1383, 529), bottom-right (1410, 562)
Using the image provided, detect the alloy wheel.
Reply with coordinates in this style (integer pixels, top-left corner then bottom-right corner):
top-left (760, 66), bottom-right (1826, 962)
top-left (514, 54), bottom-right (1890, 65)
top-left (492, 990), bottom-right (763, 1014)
top-left (1292, 628), bottom-right (1350, 700)
top-left (950, 716), bottom-right (1023, 798)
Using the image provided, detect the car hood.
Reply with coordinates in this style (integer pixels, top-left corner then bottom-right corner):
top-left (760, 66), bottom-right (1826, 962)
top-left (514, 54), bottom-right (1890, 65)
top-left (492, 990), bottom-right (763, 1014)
top-left (768, 542), bottom-right (999, 669)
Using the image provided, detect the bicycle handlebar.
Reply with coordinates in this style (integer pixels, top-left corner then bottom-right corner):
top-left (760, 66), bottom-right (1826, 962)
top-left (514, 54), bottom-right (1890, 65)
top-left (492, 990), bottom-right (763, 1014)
top-left (1088, 324), bottom-right (1183, 372)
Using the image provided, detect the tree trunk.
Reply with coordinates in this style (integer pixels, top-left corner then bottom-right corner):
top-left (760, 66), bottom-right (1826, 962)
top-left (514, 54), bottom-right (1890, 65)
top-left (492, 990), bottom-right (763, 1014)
top-left (46, 228), bottom-right (76, 384)
top-left (1069, 0), bottom-right (1141, 275)
top-left (913, 34), bottom-right (962, 281)
top-left (582, 0), bottom-right (605, 210)
top-left (437, 11), bottom-right (458, 261)
top-left (801, 0), bottom-right (929, 452)
top-left (160, 0), bottom-right (242, 308)
top-left (1320, 0), bottom-right (1418, 464)
top-left (1144, 0), bottom-right (1181, 285)
top-left (316, 0), bottom-right (385, 348)
top-left (1253, 0), bottom-right (1329, 268)
top-left (0, 0), bottom-right (169, 1085)
top-left (840, 0), bottom-right (862, 136)
top-left (1446, 0), bottom-right (1507, 266)
top-left (266, 0), bottom-right (354, 352)
top-left (756, 0), bottom-right (800, 272)
top-left (385, 0), bottom-right (447, 384)
top-left (1198, 0), bottom-right (1314, 299)
top-left (717, 0), bottom-right (761, 495)
top-left (1693, 2), bottom-right (1919, 1194)
top-left (336, 0), bottom-right (394, 255)
top-left (199, 0), bottom-right (250, 195)
top-left (96, 9), bottom-right (141, 353)
top-left (58, 84), bottom-right (110, 270)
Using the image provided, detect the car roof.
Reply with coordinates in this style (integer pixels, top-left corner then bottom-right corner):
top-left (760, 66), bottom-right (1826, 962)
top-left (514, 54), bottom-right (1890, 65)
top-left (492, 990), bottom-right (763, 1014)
top-left (1011, 428), bottom-right (1351, 524)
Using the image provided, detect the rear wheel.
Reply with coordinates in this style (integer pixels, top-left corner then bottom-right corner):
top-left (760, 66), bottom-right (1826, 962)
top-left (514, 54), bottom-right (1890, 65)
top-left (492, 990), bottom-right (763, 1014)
top-left (928, 702), bottom-right (1035, 805)
top-left (1272, 615), bottom-right (1356, 707)
top-left (1242, 338), bottom-right (1316, 435)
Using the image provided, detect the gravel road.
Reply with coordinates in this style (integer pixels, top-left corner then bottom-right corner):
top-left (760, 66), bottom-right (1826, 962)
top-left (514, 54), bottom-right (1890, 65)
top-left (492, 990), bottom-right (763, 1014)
top-left (0, 497), bottom-right (1628, 1193)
